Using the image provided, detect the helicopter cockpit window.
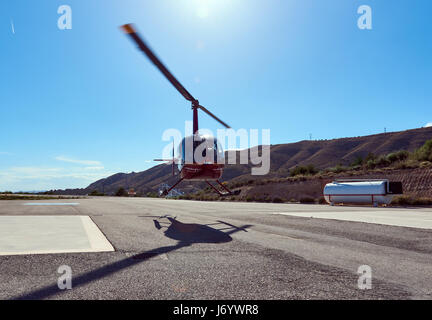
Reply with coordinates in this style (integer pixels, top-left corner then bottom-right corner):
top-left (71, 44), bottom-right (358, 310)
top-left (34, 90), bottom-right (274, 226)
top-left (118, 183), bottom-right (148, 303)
top-left (179, 136), bottom-right (224, 165)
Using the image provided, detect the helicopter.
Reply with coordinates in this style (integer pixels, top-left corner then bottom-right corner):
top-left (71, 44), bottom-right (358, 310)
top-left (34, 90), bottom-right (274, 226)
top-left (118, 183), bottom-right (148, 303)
top-left (121, 24), bottom-right (240, 197)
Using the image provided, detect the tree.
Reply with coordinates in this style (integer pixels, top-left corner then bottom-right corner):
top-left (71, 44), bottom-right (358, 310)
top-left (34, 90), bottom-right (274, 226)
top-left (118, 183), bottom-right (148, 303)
top-left (415, 139), bottom-right (432, 162)
top-left (350, 156), bottom-right (363, 167)
top-left (89, 190), bottom-right (104, 196)
top-left (115, 187), bottom-right (128, 197)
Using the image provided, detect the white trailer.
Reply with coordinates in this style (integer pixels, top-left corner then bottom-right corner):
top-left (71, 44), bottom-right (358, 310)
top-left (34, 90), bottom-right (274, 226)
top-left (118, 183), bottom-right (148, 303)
top-left (323, 179), bottom-right (403, 207)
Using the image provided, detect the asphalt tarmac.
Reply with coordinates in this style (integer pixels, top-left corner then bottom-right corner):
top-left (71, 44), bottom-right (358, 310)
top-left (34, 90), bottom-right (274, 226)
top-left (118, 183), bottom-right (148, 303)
top-left (0, 197), bottom-right (431, 300)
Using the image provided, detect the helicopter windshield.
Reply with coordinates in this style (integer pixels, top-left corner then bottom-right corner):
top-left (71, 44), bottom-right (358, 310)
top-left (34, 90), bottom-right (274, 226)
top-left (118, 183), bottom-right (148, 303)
top-left (178, 135), bottom-right (224, 166)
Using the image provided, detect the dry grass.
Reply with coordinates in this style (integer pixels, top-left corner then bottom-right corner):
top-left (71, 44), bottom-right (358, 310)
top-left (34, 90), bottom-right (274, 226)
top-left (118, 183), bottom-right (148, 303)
top-left (391, 195), bottom-right (432, 206)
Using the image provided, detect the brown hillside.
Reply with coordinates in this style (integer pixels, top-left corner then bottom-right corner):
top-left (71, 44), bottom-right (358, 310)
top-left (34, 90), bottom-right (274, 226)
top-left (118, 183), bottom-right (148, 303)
top-left (272, 126), bottom-right (432, 170)
top-left (234, 167), bottom-right (432, 202)
top-left (226, 126), bottom-right (432, 183)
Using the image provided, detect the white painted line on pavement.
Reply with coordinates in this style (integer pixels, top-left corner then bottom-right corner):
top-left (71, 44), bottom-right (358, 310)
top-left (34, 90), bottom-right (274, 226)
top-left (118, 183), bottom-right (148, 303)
top-left (80, 216), bottom-right (115, 252)
top-left (0, 216), bottom-right (114, 256)
top-left (23, 203), bottom-right (80, 206)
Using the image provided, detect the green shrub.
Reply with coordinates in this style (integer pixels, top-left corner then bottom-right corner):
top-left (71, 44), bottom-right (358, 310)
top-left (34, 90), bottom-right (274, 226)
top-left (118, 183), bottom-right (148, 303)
top-left (146, 192), bottom-right (159, 198)
top-left (394, 158), bottom-right (420, 169)
top-left (350, 156), bottom-right (364, 167)
top-left (391, 195), bottom-right (411, 205)
top-left (115, 187), bottom-right (128, 197)
top-left (254, 196), bottom-right (272, 203)
top-left (414, 139), bottom-right (432, 162)
top-left (375, 156), bottom-right (390, 167)
top-left (290, 164), bottom-right (318, 177)
top-left (299, 197), bottom-right (315, 204)
top-left (89, 190), bottom-right (104, 196)
top-left (387, 150), bottom-right (410, 163)
top-left (318, 197), bottom-right (327, 204)
top-left (365, 159), bottom-right (377, 169)
top-left (391, 195), bottom-right (432, 206)
top-left (412, 197), bottom-right (432, 205)
top-left (364, 152), bottom-right (377, 162)
top-left (328, 164), bottom-right (348, 173)
top-left (420, 161), bottom-right (432, 168)
top-left (272, 197), bottom-right (285, 203)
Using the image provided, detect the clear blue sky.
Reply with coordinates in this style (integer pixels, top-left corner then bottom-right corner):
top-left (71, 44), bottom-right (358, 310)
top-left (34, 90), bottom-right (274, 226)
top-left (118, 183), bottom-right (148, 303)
top-left (1, 0), bottom-right (431, 191)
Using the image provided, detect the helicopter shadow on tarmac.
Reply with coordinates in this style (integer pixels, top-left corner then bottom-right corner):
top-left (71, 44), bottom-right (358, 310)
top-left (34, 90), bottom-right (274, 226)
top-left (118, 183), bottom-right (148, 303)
top-left (12, 216), bottom-right (251, 300)
top-left (156, 216), bottom-right (244, 243)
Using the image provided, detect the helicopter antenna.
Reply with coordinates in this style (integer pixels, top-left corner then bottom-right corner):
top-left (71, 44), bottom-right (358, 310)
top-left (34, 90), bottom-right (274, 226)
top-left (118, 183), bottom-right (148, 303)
top-left (172, 140), bottom-right (175, 176)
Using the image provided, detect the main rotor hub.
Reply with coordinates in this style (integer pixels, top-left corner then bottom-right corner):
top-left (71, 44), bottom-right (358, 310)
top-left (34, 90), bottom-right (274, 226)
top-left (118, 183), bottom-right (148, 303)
top-left (192, 100), bottom-right (200, 109)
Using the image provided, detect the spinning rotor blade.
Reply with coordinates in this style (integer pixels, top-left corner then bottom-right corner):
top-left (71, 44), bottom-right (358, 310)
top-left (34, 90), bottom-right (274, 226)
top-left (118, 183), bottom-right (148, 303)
top-left (121, 23), bottom-right (231, 129)
top-left (120, 24), bottom-right (196, 103)
top-left (198, 105), bottom-right (231, 129)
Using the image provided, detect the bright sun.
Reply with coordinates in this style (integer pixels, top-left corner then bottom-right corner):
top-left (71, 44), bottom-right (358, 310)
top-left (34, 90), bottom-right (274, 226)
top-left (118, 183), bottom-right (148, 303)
top-left (188, 0), bottom-right (232, 20)
top-left (196, 6), bottom-right (209, 19)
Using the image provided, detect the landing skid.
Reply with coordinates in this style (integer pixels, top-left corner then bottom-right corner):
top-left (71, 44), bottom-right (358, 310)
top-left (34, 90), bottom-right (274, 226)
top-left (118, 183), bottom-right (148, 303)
top-left (160, 178), bottom-right (240, 197)
top-left (205, 180), bottom-right (240, 197)
top-left (160, 178), bottom-right (184, 196)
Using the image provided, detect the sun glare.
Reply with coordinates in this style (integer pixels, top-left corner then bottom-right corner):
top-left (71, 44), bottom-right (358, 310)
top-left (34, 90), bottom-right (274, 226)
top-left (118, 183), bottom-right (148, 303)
top-left (181, 0), bottom-right (234, 21)
top-left (196, 7), bottom-right (209, 19)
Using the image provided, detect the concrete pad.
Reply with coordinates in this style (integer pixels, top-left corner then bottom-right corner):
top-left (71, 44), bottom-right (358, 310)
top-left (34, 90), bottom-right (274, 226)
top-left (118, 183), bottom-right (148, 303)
top-left (0, 216), bottom-right (114, 256)
top-left (272, 209), bottom-right (432, 229)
